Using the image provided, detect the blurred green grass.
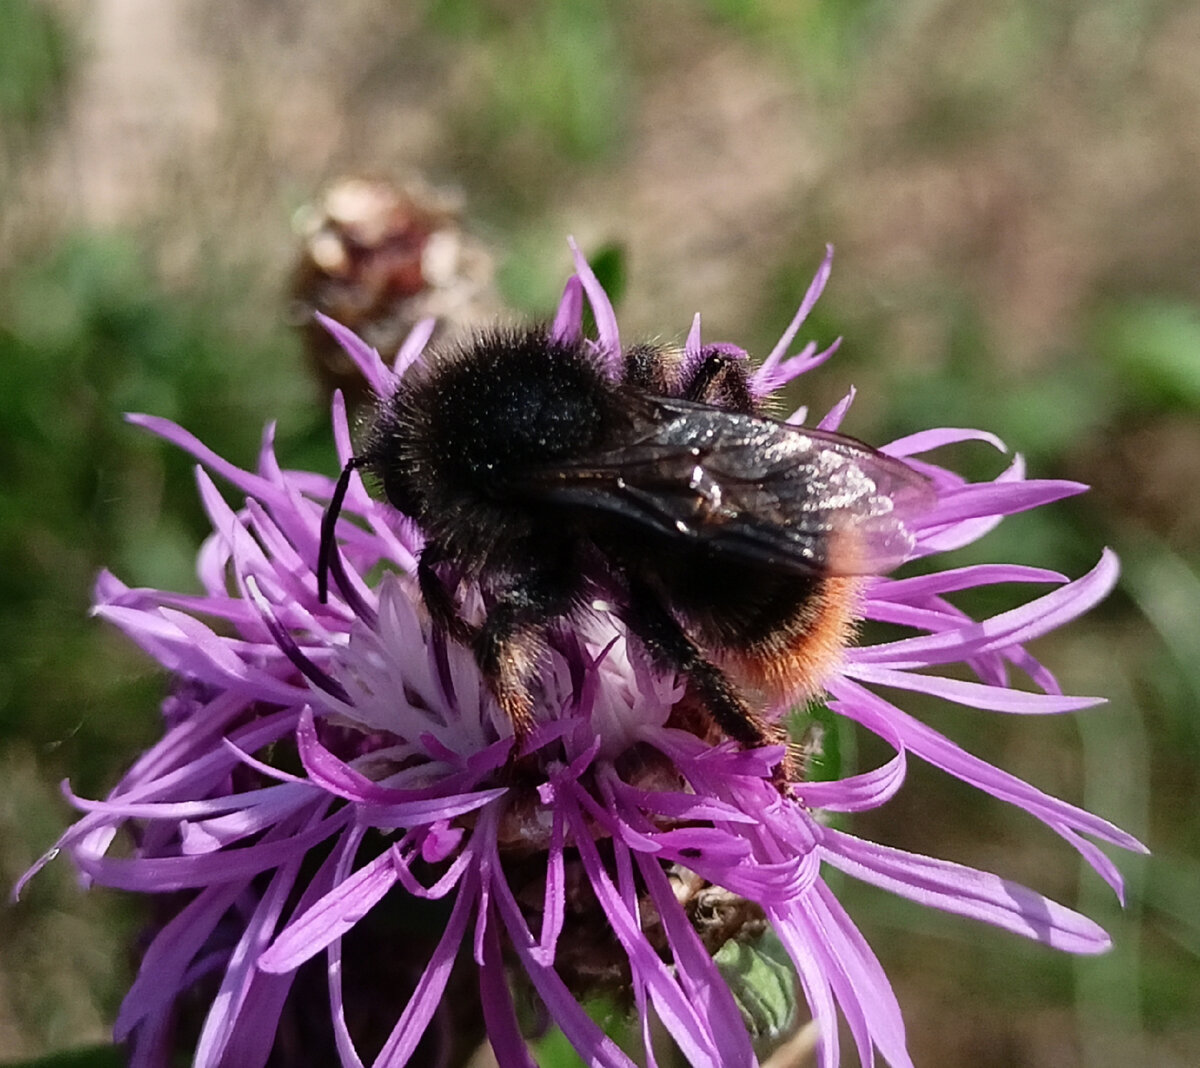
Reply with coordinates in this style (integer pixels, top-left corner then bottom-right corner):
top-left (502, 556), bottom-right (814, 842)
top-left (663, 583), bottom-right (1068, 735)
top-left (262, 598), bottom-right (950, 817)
top-left (2, 0), bottom-right (1198, 1064)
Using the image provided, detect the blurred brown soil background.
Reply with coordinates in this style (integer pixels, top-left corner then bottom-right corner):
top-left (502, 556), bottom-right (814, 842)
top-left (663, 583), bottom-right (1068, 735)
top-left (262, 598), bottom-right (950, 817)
top-left (2, 1), bottom-right (1198, 1065)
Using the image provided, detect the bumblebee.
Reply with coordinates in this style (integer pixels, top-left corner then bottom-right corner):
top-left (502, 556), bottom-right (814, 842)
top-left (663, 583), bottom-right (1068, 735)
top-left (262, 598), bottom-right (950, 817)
top-left (319, 328), bottom-right (933, 784)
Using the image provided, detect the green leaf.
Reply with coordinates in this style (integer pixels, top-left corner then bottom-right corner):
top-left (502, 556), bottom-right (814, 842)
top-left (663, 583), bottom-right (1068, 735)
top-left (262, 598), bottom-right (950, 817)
top-left (1097, 299), bottom-right (1200, 411)
top-left (713, 928), bottom-right (799, 1041)
top-left (787, 698), bottom-right (843, 782)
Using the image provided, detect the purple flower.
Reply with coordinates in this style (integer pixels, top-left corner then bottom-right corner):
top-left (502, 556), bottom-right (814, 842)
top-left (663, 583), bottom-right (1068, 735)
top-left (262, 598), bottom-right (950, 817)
top-left (23, 242), bottom-right (1144, 1068)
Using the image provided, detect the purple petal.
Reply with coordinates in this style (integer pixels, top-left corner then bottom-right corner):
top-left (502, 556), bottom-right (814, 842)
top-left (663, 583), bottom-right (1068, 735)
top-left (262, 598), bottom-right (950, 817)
top-left (126, 413), bottom-right (284, 506)
top-left (115, 882), bottom-right (245, 1039)
top-left (769, 901), bottom-right (841, 1068)
top-left (685, 313), bottom-right (703, 359)
top-left (531, 805), bottom-right (566, 966)
top-left (212, 964), bottom-right (298, 1068)
top-left (61, 782), bottom-right (301, 823)
top-left (873, 563), bottom-right (1066, 603)
top-left (559, 799), bottom-right (731, 1067)
top-left (489, 847), bottom-right (638, 1068)
top-left (844, 661), bottom-right (1104, 713)
top-left (567, 236), bottom-right (621, 370)
top-left (194, 848), bottom-right (305, 1067)
top-left (316, 313), bottom-right (396, 395)
top-left (644, 826), bottom-right (752, 864)
top-left (882, 426), bottom-right (1007, 457)
top-left (551, 274), bottom-right (585, 344)
top-left (856, 552), bottom-right (1119, 670)
top-left (258, 847), bottom-right (400, 973)
top-left (755, 244), bottom-right (834, 390)
top-left (480, 916), bottom-right (540, 1068)
top-left (394, 317), bottom-right (436, 379)
top-left (795, 745), bottom-right (906, 813)
top-left (816, 386), bottom-right (856, 431)
top-left (312, 829), bottom-right (370, 1068)
top-left (371, 867), bottom-right (478, 1068)
top-left (295, 708), bottom-right (469, 806)
top-left (221, 845), bottom-right (346, 1066)
top-left (811, 882), bottom-right (912, 1068)
top-left (636, 854), bottom-right (757, 1068)
top-left (73, 809), bottom-right (346, 891)
top-left (921, 478), bottom-right (1089, 529)
top-left (242, 576), bottom-right (350, 702)
top-left (608, 777), bottom-right (758, 825)
top-left (179, 787), bottom-right (320, 854)
top-left (829, 679), bottom-right (1146, 879)
top-left (392, 841), bottom-right (474, 901)
top-left (363, 787), bottom-right (508, 829)
top-left (774, 335), bottom-right (841, 392)
top-left (821, 830), bottom-right (1113, 953)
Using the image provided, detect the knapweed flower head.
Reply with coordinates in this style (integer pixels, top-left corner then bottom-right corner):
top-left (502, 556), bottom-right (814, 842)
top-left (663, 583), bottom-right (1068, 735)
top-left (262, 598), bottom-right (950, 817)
top-left (24, 242), bottom-right (1143, 1068)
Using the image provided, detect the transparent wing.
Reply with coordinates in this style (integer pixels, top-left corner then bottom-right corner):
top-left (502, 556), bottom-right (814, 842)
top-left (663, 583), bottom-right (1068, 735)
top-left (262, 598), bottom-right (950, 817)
top-left (510, 395), bottom-right (935, 577)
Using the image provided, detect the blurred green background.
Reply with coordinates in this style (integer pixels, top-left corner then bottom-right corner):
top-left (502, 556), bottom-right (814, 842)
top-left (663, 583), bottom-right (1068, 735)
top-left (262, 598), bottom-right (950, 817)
top-left (1, 1), bottom-right (1197, 1065)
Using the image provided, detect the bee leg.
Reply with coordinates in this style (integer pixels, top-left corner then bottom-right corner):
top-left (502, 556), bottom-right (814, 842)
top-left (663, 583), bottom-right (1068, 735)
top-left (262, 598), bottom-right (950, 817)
top-left (625, 579), bottom-right (794, 791)
top-left (473, 574), bottom-right (574, 751)
top-left (417, 541), bottom-right (477, 645)
top-left (680, 346), bottom-right (756, 414)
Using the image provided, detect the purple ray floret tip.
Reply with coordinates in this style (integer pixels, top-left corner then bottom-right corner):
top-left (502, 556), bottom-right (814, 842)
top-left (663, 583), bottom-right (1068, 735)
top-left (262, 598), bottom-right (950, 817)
top-left (566, 236), bottom-right (621, 363)
top-left (28, 243), bottom-right (1140, 1068)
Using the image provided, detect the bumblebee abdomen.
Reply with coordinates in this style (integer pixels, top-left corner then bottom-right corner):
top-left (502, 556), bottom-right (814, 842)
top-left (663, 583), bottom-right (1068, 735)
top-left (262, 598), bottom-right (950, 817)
top-left (644, 548), bottom-right (861, 708)
top-left (715, 575), bottom-right (861, 705)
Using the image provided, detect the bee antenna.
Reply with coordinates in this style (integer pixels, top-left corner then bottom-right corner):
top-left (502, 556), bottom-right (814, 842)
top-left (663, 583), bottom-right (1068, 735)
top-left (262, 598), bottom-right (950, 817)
top-left (318, 454), bottom-right (371, 604)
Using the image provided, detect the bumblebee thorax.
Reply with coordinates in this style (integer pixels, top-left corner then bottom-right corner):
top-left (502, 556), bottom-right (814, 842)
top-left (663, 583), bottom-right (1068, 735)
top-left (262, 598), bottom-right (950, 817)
top-left (409, 330), bottom-right (613, 489)
top-left (365, 329), bottom-right (617, 555)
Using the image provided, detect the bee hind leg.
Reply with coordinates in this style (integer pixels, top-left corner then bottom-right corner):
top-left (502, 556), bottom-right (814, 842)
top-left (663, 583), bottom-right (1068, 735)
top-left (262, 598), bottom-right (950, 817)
top-left (624, 578), bottom-right (794, 792)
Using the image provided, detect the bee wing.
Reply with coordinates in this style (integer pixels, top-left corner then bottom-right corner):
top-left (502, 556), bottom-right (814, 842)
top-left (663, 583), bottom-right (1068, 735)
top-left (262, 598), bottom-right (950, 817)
top-left (513, 395), bottom-right (935, 577)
